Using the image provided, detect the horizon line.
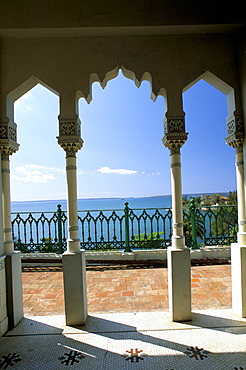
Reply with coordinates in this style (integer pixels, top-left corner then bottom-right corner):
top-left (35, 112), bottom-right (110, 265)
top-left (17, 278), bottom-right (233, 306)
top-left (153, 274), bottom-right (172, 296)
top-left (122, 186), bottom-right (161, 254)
top-left (11, 191), bottom-right (232, 203)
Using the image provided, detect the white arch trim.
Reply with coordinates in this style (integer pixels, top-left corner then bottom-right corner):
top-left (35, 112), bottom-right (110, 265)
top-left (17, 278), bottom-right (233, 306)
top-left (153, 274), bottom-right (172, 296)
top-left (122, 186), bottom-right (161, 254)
top-left (85, 64), bottom-right (167, 109)
top-left (183, 71), bottom-right (235, 117)
top-left (6, 76), bottom-right (59, 121)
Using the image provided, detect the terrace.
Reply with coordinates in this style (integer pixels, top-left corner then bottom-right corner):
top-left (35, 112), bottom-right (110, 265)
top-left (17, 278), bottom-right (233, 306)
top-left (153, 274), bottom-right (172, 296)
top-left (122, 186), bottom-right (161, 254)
top-left (0, 1), bottom-right (245, 369)
top-left (2, 258), bottom-right (245, 369)
top-left (1, 203), bottom-right (243, 369)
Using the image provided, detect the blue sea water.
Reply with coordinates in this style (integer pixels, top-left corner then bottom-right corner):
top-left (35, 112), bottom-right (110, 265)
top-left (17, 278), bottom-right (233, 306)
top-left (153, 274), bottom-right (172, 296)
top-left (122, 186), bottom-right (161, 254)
top-left (11, 196), bottom-right (173, 214)
top-left (10, 193), bottom-right (230, 250)
top-left (11, 193), bottom-right (212, 214)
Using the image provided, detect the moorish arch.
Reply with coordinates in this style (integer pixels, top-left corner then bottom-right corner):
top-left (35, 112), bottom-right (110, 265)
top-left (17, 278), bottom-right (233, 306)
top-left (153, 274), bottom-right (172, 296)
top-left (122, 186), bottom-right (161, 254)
top-left (0, 77), bottom-right (60, 328)
top-left (183, 71), bottom-right (246, 317)
top-left (0, 3), bottom-right (245, 334)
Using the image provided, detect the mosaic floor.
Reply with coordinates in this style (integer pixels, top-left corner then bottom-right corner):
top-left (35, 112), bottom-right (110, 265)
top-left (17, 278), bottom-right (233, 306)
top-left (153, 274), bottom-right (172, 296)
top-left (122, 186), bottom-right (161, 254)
top-left (1, 309), bottom-right (246, 369)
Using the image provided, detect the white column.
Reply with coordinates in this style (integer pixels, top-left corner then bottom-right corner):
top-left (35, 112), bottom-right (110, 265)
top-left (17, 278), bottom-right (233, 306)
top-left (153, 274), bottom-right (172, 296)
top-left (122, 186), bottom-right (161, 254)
top-left (1, 154), bottom-right (23, 328)
top-left (235, 149), bottom-right (246, 244)
top-left (225, 115), bottom-right (246, 317)
top-left (168, 148), bottom-right (191, 321)
top-left (0, 158), bottom-right (8, 337)
top-left (2, 156), bottom-right (14, 254)
top-left (65, 154), bottom-right (80, 253)
top-left (231, 147), bottom-right (246, 316)
top-left (170, 150), bottom-right (185, 249)
top-left (162, 115), bottom-right (191, 322)
top-left (57, 118), bottom-right (87, 325)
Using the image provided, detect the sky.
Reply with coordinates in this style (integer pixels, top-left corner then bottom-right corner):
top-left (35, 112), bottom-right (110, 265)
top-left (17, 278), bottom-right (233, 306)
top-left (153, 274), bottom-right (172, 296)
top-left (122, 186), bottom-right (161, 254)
top-left (11, 71), bottom-right (236, 201)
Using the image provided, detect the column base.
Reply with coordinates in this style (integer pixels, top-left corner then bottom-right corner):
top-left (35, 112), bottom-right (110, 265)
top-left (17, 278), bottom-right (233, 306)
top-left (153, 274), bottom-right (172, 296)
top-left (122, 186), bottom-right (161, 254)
top-left (62, 250), bottom-right (88, 326)
top-left (168, 247), bottom-right (192, 321)
top-left (237, 232), bottom-right (246, 246)
top-left (5, 251), bottom-right (24, 328)
top-left (0, 255), bottom-right (8, 336)
top-left (0, 317), bottom-right (8, 337)
top-left (172, 235), bottom-right (185, 250)
top-left (231, 243), bottom-right (246, 317)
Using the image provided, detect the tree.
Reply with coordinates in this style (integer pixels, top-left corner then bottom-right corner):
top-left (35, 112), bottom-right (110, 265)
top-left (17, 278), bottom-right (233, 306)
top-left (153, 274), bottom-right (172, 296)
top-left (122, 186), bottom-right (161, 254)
top-left (227, 190), bottom-right (237, 205)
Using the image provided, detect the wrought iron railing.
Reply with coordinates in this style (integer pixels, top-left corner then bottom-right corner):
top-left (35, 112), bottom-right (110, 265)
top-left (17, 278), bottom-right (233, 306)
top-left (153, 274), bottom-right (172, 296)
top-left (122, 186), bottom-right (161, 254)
top-left (183, 201), bottom-right (238, 248)
top-left (11, 202), bottom-right (238, 253)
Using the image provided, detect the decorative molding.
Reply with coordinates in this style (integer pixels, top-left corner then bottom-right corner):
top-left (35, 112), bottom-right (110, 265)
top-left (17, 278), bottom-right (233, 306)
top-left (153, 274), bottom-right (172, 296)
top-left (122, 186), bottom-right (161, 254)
top-left (227, 119), bottom-right (235, 135)
top-left (0, 125), bottom-right (7, 138)
top-left (236, 160), bottom-right (244, 167)
top-left (57, 138), bottom-right (84, 155)
top-left (235, 116), bottom-right (244, 132)
top-left (170, 147), bottom-right (181, 155)
top-left (170, 161), bottom-right (181, 167)
top-left (173, 222), bottom-right (183, 228)
top-left (59, 120), bottom-right (81, 136)
top-left (225, 132), bottom-right (244, 152)
top-left (0, 121), bottom-right (19, 156)
top-left (163, 116), bottom-right (185, 134)
top-left (162, 132), bottom-right (188, 152)
top-left (0, 122), bottom-right (17, 142)
top-left (168, 119), bottom-right (185, 132)
top-left (0, 140), bottom-right (20, 156)
top-left (225, 115), bottom-right (245, 152)
top-left (66, 165), bottom-right (77, 171)
top-left (9, 126), bottom-right (17, 141)
top-left (162, 115), bottom-right (188, 152)
top-left (57, 119), bottom-right (83, 155)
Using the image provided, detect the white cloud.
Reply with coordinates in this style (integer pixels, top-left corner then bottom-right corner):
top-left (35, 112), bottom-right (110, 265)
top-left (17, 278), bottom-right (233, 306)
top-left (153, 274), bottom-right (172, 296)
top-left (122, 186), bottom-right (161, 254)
top-left (14, 91), bottom-right (39, 114)
top-left (26, 164), bottom-right (44, 169)
top-left (12, 164), bottom-right (59, 183)
top-left (11, 172), bottom-right (56, 183)
top-left (48, 166), bottom-right (64, 173)
top-left (15, 91), bottom-right (33, 107)
top-left (97, 166), bottom-right (137, 175)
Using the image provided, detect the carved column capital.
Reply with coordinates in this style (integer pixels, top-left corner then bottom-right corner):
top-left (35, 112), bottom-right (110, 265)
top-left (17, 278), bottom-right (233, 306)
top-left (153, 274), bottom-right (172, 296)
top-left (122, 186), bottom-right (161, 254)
top-left (162, 116), bottom-right (188, 153)
top-left (0, 120), bottom-right (19, 156)
top-left (57, 118), bottom-right (84, 156)
top-left (225, 115), bottom-right (245, 153)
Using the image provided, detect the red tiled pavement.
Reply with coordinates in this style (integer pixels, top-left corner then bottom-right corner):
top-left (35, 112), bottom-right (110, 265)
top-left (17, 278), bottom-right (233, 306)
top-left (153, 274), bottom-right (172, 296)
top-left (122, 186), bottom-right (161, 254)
top-left (22, 264), bottom-right (232, 316)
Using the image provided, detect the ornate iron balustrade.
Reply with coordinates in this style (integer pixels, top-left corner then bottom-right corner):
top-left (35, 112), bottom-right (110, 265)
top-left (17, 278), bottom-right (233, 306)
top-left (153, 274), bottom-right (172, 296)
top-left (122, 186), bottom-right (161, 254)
top-left (78, 209), bottom-right (125, 250)
top-left (183, 203), bottom-right (238, 248)
top-left (12, 210), bottom-right (62, 253)
top-left (11, 202), bottom-right (238, 253)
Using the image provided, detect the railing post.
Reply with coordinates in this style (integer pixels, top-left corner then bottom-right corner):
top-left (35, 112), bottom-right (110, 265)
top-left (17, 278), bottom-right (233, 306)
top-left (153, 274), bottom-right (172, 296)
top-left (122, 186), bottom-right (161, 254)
top-left (124, 202), bottom-right (132, 253)
top-left (57, 204), bottom-right (63, 254)
top-left (189, 198), bottom-right (197, 249)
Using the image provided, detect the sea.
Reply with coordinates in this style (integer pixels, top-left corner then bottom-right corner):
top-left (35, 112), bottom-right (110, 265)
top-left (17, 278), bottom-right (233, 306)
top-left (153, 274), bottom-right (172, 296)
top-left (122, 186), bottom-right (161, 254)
top-left (11, 193), bottom-right (227, 214)
top-left (10, 193), bottom-right (230, 249)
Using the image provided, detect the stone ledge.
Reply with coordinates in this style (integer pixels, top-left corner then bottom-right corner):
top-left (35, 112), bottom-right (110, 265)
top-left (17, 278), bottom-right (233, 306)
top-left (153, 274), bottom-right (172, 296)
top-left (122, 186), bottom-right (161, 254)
top-left (20, 246), bottom-right (231, 266)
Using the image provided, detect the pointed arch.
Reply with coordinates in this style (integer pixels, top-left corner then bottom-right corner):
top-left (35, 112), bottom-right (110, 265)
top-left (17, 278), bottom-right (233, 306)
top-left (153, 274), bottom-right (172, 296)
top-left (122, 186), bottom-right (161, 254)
top-left (183, 71), bottom-right (235, 117)
top-left (85, 64), bottom-right (167, 107)
top-left (6, 76), bottom-right (59, 121)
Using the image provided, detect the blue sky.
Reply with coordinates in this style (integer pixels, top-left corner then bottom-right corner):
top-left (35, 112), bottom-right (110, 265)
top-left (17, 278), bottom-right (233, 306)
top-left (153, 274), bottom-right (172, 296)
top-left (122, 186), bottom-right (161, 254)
top-left (11, 71), bottom-right (236, 201)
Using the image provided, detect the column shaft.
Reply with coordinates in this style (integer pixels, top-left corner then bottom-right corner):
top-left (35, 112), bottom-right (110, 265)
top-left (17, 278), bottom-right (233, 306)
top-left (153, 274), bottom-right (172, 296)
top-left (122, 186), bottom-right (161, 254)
top-left (65, 155), bottom-right (80, 253)
top-left (1, 156), bottom-right (14, 254)
top-left (1, 154), bottom-right (23, 328)
top-left (170, 151), bottom-right (185, 249)
top-left (235, 150), bottom-right (246, 244)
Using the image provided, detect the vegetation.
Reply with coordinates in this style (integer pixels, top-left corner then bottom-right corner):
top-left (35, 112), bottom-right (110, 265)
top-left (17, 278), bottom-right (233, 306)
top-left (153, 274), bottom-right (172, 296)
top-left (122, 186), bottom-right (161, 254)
top-left (182, 191), bottom-right (237, 207)
top-left (132, 232), bottom-right (166, 249)
top-left (182, 192), bottom-right (238, 247)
